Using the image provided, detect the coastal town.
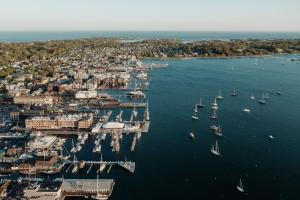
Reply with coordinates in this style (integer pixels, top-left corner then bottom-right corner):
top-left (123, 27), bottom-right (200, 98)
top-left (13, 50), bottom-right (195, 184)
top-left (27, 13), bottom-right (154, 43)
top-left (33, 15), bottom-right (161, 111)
top-left (0, 40), bottom-right (165, 199)
top-left (0, 37), bottom-right (299, 199)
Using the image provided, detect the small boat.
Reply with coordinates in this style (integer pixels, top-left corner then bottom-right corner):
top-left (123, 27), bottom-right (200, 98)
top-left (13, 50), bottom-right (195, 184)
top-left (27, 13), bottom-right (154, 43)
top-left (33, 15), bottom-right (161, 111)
top-left (216, 90), bottom-right (223, 100)
top-left (211, 141), bottom-right (220, 156)
top-left (276, 91), bottom-right (281, 95)
top-left (231, 88), bottom-right (237, 96)
top-left (268, 135), bottom-right (274, 140)
top-left (242, 108), bottom-right (251, 113)
top-left (214, 125), bottom-right (222, 137)
top-left (236, 179), bottom-right (245, 193)
top-left (189, 132), bottom-right (195, 140)
top-left (197, 98), bottom-right (204, 108)
top-left (250, 94), bottom-right (255, 100)
top-left (210, 109), bottom-right (217, 119)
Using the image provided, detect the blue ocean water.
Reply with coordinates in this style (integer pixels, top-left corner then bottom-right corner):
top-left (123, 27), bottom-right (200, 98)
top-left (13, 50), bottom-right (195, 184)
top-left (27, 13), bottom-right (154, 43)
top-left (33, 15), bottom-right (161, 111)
top-left (61, 54), bottom-right (300, 200)
top-left (0, 31), bottom-right (300, 42)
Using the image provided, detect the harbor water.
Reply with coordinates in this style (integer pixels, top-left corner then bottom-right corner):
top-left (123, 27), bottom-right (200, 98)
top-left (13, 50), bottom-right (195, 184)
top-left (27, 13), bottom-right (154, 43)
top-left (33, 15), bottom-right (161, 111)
top-left (64, 54), bottom-right (300, 199)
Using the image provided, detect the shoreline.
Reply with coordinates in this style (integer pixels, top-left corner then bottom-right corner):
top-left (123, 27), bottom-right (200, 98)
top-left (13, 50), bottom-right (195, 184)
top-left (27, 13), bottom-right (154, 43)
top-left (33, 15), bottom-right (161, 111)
top-left (142, 53), bottom-right (300, 61)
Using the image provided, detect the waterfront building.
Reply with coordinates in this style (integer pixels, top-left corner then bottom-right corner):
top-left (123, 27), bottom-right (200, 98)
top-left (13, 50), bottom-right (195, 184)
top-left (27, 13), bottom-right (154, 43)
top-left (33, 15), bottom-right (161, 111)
top-left (14, 95), bottom-right (55, 105)
top-left (75, 90), bottom-right (98, 99)
top-left (23, 181), bottom-right (62, 200)
top-left (27, 136), bottom-right (57, 150)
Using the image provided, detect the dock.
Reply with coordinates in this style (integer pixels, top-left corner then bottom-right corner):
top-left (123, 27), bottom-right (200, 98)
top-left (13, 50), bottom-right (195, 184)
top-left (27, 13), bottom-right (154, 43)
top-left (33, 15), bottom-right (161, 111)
top-left (131, 135), bottom-right (137, 152)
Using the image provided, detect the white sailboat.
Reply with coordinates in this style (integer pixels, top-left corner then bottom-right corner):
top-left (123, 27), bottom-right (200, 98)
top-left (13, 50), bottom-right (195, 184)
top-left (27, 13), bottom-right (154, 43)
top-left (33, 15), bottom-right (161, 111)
top-left (211, 98), bottom-right (218, 107)
top-left (210, 109), bottom-right (217, 119)
top-left (236, 179), bottom-right (245, 193)
top-left (192, 111), bottom-right (199, 120)
top-left (259, 93), bottom-right (267, 104)
top-left (194, 104), bottom-right (198, 113)
top-left (189, 132), bottom-right (195, 140)
top-left (99, 154), bottom-right (106, 172)
top-left (70, 139), bottom-right (77, 153)
top-left (231, 88), bottom-right (237, 96)
top-left (216, 90), bottom-right (224, 100)
top-left (197, 98), bottom-right (204, 108)
top-left (211, 141), bottom-right (220, 156)
top-left (214, 124), bottom-right (222, 137)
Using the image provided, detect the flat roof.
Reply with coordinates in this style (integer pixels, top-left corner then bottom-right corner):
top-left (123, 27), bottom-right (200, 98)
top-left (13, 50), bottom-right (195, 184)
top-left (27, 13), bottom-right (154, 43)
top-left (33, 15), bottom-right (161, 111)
top-left (102, 122), bottom-right (124, 129)
top-left (61, 179), bottom-right (114, 192)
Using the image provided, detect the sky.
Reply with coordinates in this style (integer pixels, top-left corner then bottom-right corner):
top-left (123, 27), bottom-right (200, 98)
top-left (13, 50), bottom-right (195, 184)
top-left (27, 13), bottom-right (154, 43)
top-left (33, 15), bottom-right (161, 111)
top-left (0, 0), bottom-right (300, 31)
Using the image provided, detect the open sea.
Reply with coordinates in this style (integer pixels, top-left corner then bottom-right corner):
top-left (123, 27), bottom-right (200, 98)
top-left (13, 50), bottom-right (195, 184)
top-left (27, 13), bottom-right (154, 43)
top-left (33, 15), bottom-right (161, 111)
top-left (2, 32), bottom-right (300, 199)
top-left (0, 31), bottom-right (300, 42)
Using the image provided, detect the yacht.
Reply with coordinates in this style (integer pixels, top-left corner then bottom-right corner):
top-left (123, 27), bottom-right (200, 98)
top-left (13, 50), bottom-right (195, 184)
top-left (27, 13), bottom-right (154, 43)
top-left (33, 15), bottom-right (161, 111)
top-left (216, 90), bottom-right (224, 100)
top-left (197, 98), bottom-right (204, 108)
top-left (236, 179), bottom-right (245, 193)
top-left (189, 132), bottom-right (195, 140)
top-left (211, 141), bottom-right (220, 156)
top-left (231, 88), bottom-right (237, 96)
top-left (268, 135), bottom-right (274, 140)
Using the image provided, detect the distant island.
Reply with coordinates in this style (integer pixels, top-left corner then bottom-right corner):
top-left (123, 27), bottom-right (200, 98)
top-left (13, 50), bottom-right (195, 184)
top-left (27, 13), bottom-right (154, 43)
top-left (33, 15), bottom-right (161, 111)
top-left (0, 38), bottom-right (299, 78)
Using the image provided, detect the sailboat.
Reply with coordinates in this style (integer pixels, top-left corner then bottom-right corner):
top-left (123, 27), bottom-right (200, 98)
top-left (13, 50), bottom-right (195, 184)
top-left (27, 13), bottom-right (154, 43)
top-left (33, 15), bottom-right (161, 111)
top-left (236, 179), bottom-right (245, 193)
top-left (132, 105), bottom-right (138, 119)
top-left (197, 98), bottom-right (204, 108)
top-left (192, 111), bottom-right (199, 120)
top-left (72, 155), bottom-right (78, 174)
top-left (194, 104), bottom-right (198, 113)
top-left (211, 98), bottom-right (218, 110)
top-left (189, 132), bottom-right (195, 140)
top-left (210, 109), bottom-right (217, 119)
top-left (216, 90), bottom-right (224, 100)
top-left (264, 92), bottom-right (270, 100)
top-left (211, 141), bottom-right (220, 156)
top-left (70, 139), bottom-right (77, 153)
top-left (259, 93), bottom-right (267, 104)
top-left (99, 154), bottom-right (106, 172)
top-left (231, 88), bottom-right (237, 96)
top-left (214, 124), bottom-right (222, 137)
